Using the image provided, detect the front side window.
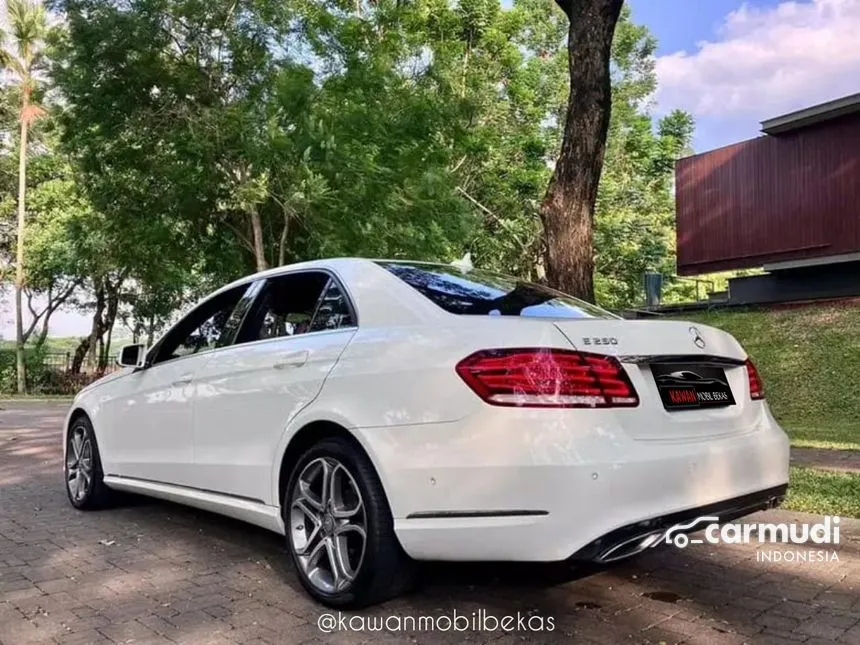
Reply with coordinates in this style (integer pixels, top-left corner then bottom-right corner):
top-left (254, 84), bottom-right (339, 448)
top-left (378, 262), bottom-right (617, 319)
top-left (152, 285), bottom-right (249, 364)
top-left (237, 272), bottom-right (353, 344)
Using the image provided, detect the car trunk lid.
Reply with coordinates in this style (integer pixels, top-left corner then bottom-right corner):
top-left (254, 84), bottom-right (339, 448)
top-left (553, 320), bottom-right (759, 441)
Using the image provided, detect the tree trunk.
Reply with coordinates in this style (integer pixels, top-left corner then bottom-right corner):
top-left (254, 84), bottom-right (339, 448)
top-left (540, 0), bottom-right (624, 302)
top-left (14, 111), bottom-right (29, 394)
top-left (277, 212), bottom-right (290, 267)
top-left (87, 283), bottom-right (106, 371)
top-left (100, 281), bottom-right (122, 371)
top-left (35, 281), bottom-right (79, 351)
top-left (103, 325), bottom-right (114, 371)
top-left (36, 317), bottom-right (50, 350)
top-left (249, 209), bottom-right (268, 272)
top-left (71, 337), bottom-right (90, 374)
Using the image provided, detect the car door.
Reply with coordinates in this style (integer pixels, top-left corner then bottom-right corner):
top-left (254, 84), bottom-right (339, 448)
top-left (190, 271), bottom-right (357, 503)
top-left (97, 283), bottom-right (253, 486)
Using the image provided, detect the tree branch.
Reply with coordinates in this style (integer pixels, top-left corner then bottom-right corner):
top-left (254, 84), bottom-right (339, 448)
top-left (278, 211), bottom-right (290, 267)
top-left (224, 216), bottom-right (255, 254)
top-left (456, 186), bottom-right (531, 252)
top-left (22, 289), bottom-right (44, 343)
top-left (449, 155), bottom-right (468, 174)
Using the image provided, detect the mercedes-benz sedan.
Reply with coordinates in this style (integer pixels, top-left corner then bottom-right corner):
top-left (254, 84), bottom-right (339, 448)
top-left (64, 258), bottom-right (790, 607)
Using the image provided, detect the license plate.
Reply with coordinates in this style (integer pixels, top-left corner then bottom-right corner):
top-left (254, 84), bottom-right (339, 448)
top-left (651, 363), bottom-right (736, 410)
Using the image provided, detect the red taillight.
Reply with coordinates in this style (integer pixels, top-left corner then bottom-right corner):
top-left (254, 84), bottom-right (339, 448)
top-left (746, 358), bottom-right (765, 400)
top-left (455, 348), bottom-right (639, 408)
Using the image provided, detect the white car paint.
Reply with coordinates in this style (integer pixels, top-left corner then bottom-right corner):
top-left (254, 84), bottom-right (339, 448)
top-left (190, 326), bottom-right (356, 500)
top-left (65, 257), bottom-right (790, 562)
top-left (91, 352), bottom-right (209, 487)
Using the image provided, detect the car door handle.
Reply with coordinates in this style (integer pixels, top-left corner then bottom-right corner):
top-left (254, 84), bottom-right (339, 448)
top-left (172, 374), bottom-right (194, 387)
top-left (273, 350), bottom-right (309, 370)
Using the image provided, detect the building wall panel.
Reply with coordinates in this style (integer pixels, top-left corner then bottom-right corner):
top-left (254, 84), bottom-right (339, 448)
top-left (675, 113), bottom-right (860, 275)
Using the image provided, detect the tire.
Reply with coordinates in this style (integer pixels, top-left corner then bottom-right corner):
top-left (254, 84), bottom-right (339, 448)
top-left (283, 436), bottom-right (413, 607)
top-left (65, 415), bottom-right (114, 510)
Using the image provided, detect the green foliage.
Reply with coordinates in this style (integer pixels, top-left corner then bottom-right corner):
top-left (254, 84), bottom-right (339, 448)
top-left (0, 346), bottom-right (51, 392)
top-left (786, 467), bottom-right (860, 519)
top-left (460, 0), bottom-right (568, 279)
top-left (0, 346), bottom-right (99, 394)
top-left (446, 2), bottom-right (694, 303)
top-left (10, 0), bottom-right (698, 366)
top-left (593, 7), bottom-right (694, 309)
top-left (50, 0), bottom-right (483, 272)
top-left (49, 0), bottom-right (692, 305)
top-left (679, 304), bottom-right (860, 450)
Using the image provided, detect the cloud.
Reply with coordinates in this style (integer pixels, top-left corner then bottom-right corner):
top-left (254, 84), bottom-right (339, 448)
top-left (654, 0), bottom-right (860, 123)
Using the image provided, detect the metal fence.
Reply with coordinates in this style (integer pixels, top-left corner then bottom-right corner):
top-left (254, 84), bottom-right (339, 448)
top-left (41, 352), bottom-right (121, 374)
top-left (42, 352), bottom-right (71, 373)
top-left (1, 349), bottom-right (119, 395)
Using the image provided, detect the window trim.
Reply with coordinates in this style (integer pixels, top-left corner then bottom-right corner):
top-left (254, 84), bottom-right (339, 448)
top-left (207, 325), bottom-right (358, 355)
top-left (216, 279), bottom-right (265, 348)
top-left (232, 268), bottom-right (359, 348)
top-left (311, 270), bottom-right (358, 329)
top-left (145, 282), bottom-right (257, 368)
top-left (307, 277), bottom-right (333, 333)
top-left (141, 268), bottom-right (359, 370)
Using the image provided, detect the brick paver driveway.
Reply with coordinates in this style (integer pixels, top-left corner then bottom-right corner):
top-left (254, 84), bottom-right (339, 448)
top-left (1, 402), bottom-right (859, 645)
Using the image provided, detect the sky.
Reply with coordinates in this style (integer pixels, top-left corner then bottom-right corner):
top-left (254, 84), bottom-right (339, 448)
top-left (3, 0), bottom-right (860, 338)
top-left (630, 0), bottom-right (860, 152)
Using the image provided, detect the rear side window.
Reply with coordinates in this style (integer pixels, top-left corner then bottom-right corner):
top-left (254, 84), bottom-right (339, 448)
top-left (236, 272), bottom-right (355, 344)
top-left (378, 262), bottom-right (616, 320)
top-left (309, 280), bottom-right (355, 332)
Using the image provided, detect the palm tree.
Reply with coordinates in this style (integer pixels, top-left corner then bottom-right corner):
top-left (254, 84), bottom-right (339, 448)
top-left (1, 0), bottom-right (48, 393)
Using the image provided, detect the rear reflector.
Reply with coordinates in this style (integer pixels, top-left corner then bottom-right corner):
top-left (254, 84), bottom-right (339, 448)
top-left (746, 358), bottom-right (765, 400)
top-left (455, 348), bottom-right (639, 408)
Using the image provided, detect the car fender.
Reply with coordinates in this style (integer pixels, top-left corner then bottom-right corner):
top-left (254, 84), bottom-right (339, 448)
top-left (62, 395), bottom-right (99, 461)
top-left (269, 405), bottom-right (389, 508)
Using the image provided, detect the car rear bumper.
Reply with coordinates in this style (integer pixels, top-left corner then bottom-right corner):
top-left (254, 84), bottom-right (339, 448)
top-left (570, 483), bottom-right (787, 563)
top-left (354, 404), bottom-right (791, 562)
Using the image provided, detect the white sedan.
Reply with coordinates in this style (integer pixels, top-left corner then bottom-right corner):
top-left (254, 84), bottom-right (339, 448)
top-left (64, 258), bottom-right (790, 607)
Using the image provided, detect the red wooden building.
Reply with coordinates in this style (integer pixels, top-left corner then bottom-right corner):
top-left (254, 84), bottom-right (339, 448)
top-left (674, 92), bottom-right (860, 304)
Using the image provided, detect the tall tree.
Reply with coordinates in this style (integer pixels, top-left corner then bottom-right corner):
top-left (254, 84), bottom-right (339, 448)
top-left (51, 0), bottom-right (479, 274)
top-left (592, 10), bottom-right (694, 307)
top-left (1, 0), bottom-right (48, 393)
top-left (458, 0), bottom-right (569, 280)
top-left (541, 0), bottom-right (624, 302)
top-left (0, 124), bottom-right (84, 349)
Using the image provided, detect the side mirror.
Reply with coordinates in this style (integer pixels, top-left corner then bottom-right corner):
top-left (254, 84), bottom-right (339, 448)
top-left (117, 343), bottom-right (148, 369)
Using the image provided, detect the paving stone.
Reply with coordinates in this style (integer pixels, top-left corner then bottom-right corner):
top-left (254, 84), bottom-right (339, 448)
top-left (2, 401), bottom-right (860, 645)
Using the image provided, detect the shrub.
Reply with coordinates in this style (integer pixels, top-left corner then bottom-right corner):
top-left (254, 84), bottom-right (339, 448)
top-left (0, 348), bottom-right (101, 395)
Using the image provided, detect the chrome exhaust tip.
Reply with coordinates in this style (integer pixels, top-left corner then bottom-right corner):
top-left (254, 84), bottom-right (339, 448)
top-left (597, 530), bottom-right (666, 563)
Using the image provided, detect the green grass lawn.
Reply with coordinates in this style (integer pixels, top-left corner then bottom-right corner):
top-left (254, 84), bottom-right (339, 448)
top-left (678, 303), bottom-right (860, 450)
top-left (785, 466), bottom-right (860, 518)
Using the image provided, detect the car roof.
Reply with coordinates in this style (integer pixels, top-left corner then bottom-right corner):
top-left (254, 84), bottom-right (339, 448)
top-left (155, 257), bottom-right (448, 350)
top-left (231, 257), bottom-right (446, 282)
top-left (206, 257), bottom-right (456, 322)
top-left (213, 257), bottom-right (469, 296)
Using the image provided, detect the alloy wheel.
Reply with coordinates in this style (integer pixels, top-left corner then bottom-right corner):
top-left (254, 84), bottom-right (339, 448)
top-left (66, 427), bottom-right (93, 503)
top-left (289, 456), bottom-right (367, 594)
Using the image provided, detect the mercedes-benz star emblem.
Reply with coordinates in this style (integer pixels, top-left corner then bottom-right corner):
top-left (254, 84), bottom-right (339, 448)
top-left (690, 326), bottom-right (706, 349)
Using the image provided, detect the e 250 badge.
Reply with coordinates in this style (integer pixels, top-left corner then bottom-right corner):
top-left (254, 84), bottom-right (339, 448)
top-left (582, 337), bottom-right (618, 346)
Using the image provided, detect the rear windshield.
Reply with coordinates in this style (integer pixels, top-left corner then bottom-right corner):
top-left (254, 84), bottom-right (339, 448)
top-left (378, 262), bottom-right (616, 320)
